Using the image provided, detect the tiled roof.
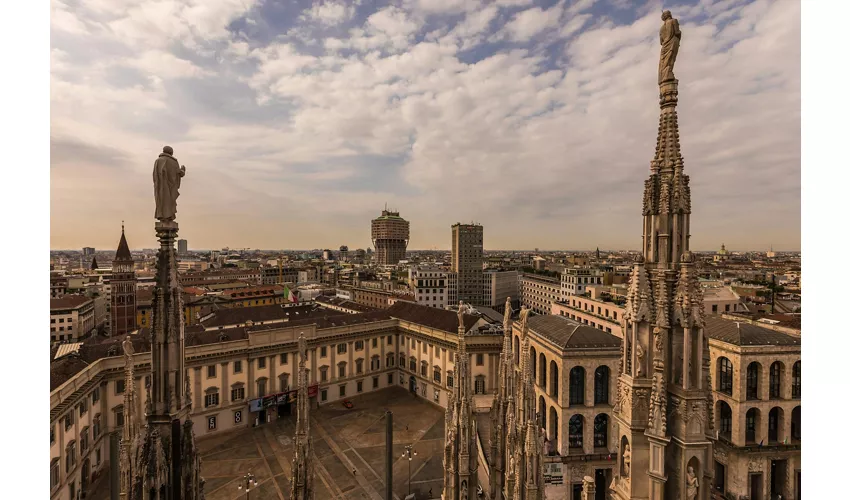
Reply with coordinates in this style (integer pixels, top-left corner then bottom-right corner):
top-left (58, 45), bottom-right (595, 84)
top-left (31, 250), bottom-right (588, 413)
top-left (50, 295), bottom-right (93, 310)
top-left (220, 285), bottom-right (286, 299)
top-left (200, 303), bottom-right (337, 328)
top-left (526, 315), bottom-right (621, 349)
top-left (705, 316), bottom-right (800, 347)
top-left (387, 301), bottom-right (479, 333)
top-left (315, 296), bottom-right (378, 313)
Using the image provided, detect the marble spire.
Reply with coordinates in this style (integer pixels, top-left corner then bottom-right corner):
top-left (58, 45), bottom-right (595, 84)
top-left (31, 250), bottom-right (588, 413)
top-left (290, 333), bottom-right (315, 500)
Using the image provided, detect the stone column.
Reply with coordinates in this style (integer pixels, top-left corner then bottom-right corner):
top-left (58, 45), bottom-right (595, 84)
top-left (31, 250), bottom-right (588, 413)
top-left (193, 367), bottom-right (202, 411)
top-left (221, 362), bottom-right (229, 404)
top-left (583, 413), bottom-right (594, 455)
top-left (247, 359), bottom-right (255, 399)
top-left (269, 356), bottom-right (277, 393)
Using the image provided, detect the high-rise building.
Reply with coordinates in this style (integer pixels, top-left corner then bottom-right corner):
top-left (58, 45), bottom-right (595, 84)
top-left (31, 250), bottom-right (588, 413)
top-left (452, 223), bottom-right (484, 306)
top-left (110, 224), bottom-right (137, 337)
top-left (82, 246), bottom-right (96, 256)
top-left (339, 245), bottom-right (349, 262)
top-left (178, 238), bottom-right (188, 254)
top-left (611, 12), bottom-right (714, 500)
top-left (371, 209), bottom-right (409, 266)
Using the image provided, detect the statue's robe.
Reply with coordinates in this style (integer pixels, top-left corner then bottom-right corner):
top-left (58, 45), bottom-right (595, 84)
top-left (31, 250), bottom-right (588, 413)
top-left (153, 152), bottom-right (184, 220)
top-left (659, 18), bottom-right (681, 83)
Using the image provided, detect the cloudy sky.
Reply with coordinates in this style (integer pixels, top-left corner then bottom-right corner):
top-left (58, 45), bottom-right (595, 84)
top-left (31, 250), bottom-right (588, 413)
top-left (50, 0), bottom-right (800, 252)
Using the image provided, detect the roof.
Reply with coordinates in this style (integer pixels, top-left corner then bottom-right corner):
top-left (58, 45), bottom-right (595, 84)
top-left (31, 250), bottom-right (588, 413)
top-left (315, 296), bottom-right (378, 313)
top-left (115, 226), bottom-right (132, 261)
top-left (386, 301), bottom-right (480, 333)
top-left (50, 295), bottom-right (93, 311)
top-left (220, 285), bottom-right (286, 299)
top-left (474, 306), bottom-right (505, 324)
top-left (54, 342), bottom-right (83, 360)
top-left (704, 316), bottom-right (801, 347)
top-left (90, 256), bottom-right (99, 270)
top-left (200, 303), bottom-right (338, 328)
top-left (526, 315), bottom-right (621, 349)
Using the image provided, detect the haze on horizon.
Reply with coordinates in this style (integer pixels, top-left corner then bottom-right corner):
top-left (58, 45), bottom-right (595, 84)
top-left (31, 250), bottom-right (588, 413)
top-left (50, 0), bottom-right (801, 252)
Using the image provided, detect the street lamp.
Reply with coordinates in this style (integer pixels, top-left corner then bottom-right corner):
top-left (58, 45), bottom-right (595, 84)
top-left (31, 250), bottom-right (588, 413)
top-left (401, 445), bottom-right (417, 497)
top-left (238, 472), bottom-right (258, 499)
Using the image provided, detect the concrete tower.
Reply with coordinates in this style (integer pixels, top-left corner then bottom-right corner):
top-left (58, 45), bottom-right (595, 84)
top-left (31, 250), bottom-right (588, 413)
top-left (371, 208), bottom-right (410, 266)
top-left (111, 224), bottom-right (137, 337)
top-left (611, 11), bottom-right (714, 500)
top-left (290, 333), bottom-right (316, 500)
top-left (451, 223), bottom-right (484, 306)
top-left (443, 302), bottom-right (479, 500)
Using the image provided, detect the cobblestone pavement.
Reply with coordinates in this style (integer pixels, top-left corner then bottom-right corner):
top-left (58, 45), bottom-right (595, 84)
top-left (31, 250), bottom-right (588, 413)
top-left (91, 386), bottom-right (447, 500)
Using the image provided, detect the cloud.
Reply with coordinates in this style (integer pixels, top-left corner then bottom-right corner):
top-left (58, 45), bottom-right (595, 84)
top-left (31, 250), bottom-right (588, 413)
top-left (50, 0), bottom-right (800, 251)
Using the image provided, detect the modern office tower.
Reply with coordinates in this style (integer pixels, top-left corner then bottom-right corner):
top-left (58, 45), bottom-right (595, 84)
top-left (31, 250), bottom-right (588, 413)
top-left (178, 238), bottom-right (188, 254)
top-left (451, 223), bottom-right (484, 306)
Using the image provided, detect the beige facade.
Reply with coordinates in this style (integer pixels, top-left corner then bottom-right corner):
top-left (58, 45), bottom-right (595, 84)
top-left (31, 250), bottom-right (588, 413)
top-left (551, 286), bottom-right (625, 338)
top-left (708, 318), bottom-right (801, 499)
top-left (703, 285), bottom-right (744, 316)
top-left (50, 296), bottom-right (95, 344)
top-left (483, 269), bottom-right (519, 311)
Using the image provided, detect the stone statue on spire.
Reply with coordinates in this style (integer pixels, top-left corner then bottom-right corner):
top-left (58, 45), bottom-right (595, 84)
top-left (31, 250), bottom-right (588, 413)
top-left (153, 145), bottom-right (186, 222)
top-left (658, 10), bottom-right (682, 84)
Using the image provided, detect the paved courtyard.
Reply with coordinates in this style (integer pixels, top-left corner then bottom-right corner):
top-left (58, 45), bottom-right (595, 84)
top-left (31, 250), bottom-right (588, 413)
top-left (94, 386), bottom-right (447, 500)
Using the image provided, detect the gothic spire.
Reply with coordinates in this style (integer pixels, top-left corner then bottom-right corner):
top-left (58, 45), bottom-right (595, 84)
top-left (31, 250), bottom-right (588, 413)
top-left (290, 333), bottom-right (315, 500)
top-left (115, 222), bottom-right (132, 261)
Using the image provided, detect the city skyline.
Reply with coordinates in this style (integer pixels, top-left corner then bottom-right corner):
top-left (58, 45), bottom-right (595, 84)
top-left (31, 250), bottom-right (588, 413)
top-left (51, 0), bottom-right (800, 251)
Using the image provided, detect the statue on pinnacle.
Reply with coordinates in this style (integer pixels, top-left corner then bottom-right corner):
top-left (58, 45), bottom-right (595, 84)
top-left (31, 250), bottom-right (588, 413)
top-left (153, 145), bottom-right (186, 222)
top-left (658, 10), bottom-right (682, 84)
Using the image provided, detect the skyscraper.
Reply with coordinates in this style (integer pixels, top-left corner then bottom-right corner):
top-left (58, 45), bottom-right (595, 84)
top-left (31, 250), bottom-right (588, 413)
top-left (178, 238), bottom-right (188, 254)
top-left (611, 11), bottom-right (713, 500)
top-left (371, 208), bottom-right (409, 266)
top-left (451, 223), bottom-right (484, 306)
top-left (111, 224), bottom-right (136, 337)
top-left (82, 246), bottom-right (96, 256)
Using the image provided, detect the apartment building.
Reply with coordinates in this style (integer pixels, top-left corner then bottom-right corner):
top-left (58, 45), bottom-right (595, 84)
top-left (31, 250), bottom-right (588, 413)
top-left (520, 273), bottom-right (561, 315)
top-left (50, 296), bottom-right (95, 344)
top-left (551, 285), bottom-right (625, 337)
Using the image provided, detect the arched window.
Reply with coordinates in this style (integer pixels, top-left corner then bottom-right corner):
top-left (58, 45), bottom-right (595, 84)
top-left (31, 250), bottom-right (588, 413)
top-left (746, 362), bottom-right (760, 400)
top-left (447, 371), bottom-right (454, 388)
top-left (791, 406), bottom-right (801, 441)
top-left (549, 406), bottom-right (559, 448)
top-left (570, 367), bottom-right (586, 405)
top-left (769, 362), bottom-right (783, 399)
top-left (718, 401), bottom-right (732, 441)
top-left (433, 366), bottom-right (441, 384)
top-left (594, 366), bottom-right (609, 405)
top-left (717, 357), bottom-right (733, 395)
top-left (568, 415), bottom-right (584, 449)
top-left (550, 361), bottom-right (559, 398)
top-left (514, 336), bottom-right (520, 365)
top-left (386, 353), bottom-right (394, 367)
top-left (792, 361), bottom-right (801, 399)
top-left (768, 407), bottom-right (784, 443)
top-left (421, 361), bottom-right (428, 377)
top-left (399, 353), bottom-right (405, 368)
top-left (538, 396), bottom-right (546, 429)
top-left (594, 414), bottom-right (609, 449)
top-left (539, 353), bottom-right (547, 390)
top-left (745, 408), bottom-right (760, 445)
top-left (530, 347), bottom-right (537, 376)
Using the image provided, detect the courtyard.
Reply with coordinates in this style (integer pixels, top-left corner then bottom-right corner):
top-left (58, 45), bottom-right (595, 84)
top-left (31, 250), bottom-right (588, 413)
top-left (94, 386), bottom-right (447, 500)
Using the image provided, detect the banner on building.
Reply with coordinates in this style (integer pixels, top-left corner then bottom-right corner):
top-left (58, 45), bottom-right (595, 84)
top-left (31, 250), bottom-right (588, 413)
top-left (249, 386), bottom-right (317, 412)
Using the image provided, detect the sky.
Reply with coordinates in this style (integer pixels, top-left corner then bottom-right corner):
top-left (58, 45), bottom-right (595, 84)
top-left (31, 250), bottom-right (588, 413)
top-left (50, 0), bottom-right (800, 252)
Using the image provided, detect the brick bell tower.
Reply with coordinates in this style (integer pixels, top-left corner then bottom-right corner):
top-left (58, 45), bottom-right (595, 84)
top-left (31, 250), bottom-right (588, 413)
top-left (111, 222), bottom-right (137, 336)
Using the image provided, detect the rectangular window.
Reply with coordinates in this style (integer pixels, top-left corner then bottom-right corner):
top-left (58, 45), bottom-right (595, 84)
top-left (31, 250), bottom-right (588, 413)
top-left (372, 338), bottom-right (378, 348)
top-left (64, 414), bottom-right (73, 431)
top-left (387, 374), bottom-right (393, 385)
top-left (321, 346), bottom-right (328, 357)
top-left (93, 416), bottom-right (101, 438)
top-left (115, 379), bottom-right (125, 395)
top-left (476, 354), bottom-right (484, 366)
top-left (116, 409), bottom-right (124, 427)
top-left (205, 393), bottom-right (219, 408)
top-left (234, 360), bottom-right (242, 373)
top-left (50, 425), bottom-right (55, 445)
top-left (78, 400), bottom-right (87, 417)
top-left (339, 385), bottom-right (346, 397)
top-left (258, 357), bottom-right (266, 369)
top-left (321, 389), bottom-right (328, 402)
top-left (51, 460), bottom-right (60, 489)
top-left (231, 387), bottom-right (245, 401)
top-left (355, 340), bottom-right (364, 351)
top-left (280, 353), bottom-right (288, 364)
top-left (373, 377), bottom-right (378, 389)
top-left (387, 336), bottom-right (393, 345)
top-left (357, 380), bottom-right (363, 393)
top-left (321, 368), bottom-right (328, 382)
top-left (207, 365), bottom-right (216, 378)
top-left (339, 364), bottom-right (347, 378)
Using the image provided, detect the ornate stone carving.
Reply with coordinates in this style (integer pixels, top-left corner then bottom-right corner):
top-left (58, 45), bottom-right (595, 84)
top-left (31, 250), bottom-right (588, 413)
top-left (748, 460), bottom-right (763, 473)
top-left (153, 146), bottom-right (186, 222)
top-left (686, 466), bottom-right (698, 500)
top-left (658, 11), bottom-right (682, 84)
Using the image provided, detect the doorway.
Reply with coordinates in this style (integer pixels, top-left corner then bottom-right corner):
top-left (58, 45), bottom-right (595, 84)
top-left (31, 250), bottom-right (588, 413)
top-left (81, 459), bottom-right (90, 496)
top-left (750, 473), bottom-right (763, 500)
top-left (771, 460), bottom-right (787, 499)
top-left (258, 409), bottom-right (267, 426)
top-left (594, 468), bottom-right (608, 500)
top-left (572, 483), bottom-right (583, 500)
top-left (409, 376), bottom-right (417, 394)
top-left (278, 401), bottom-right (292, 417)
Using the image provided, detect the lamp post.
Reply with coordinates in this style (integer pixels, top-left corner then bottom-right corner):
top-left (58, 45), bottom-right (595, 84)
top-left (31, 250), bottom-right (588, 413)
top-left (238, 472), bottom-right (258, 499)
top-left (402, 444), bottom-right (417, 497)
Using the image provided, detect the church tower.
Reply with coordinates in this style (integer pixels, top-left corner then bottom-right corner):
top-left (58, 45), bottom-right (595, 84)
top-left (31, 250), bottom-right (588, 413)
top-left (131, 215), bottom-right (205, 499)
top-left (111, 224), bottom-right (137, 336)
top-left (611, 11), bottom-right (714, 500)
top-left (443, 302), bottom-right (479, 500)
top-left (290, 333), bottom-right (316, 500)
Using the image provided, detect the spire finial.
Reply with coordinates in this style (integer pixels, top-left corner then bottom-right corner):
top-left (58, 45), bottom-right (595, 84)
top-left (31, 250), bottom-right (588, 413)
top-left (122, 220), bottom-right (125, 233)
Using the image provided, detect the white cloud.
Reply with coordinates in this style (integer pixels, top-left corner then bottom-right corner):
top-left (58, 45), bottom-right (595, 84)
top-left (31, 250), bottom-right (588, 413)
top-left (503, 4), bottom-right (564, 41)
top-left (301, 1), bottom-right (354, 26)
